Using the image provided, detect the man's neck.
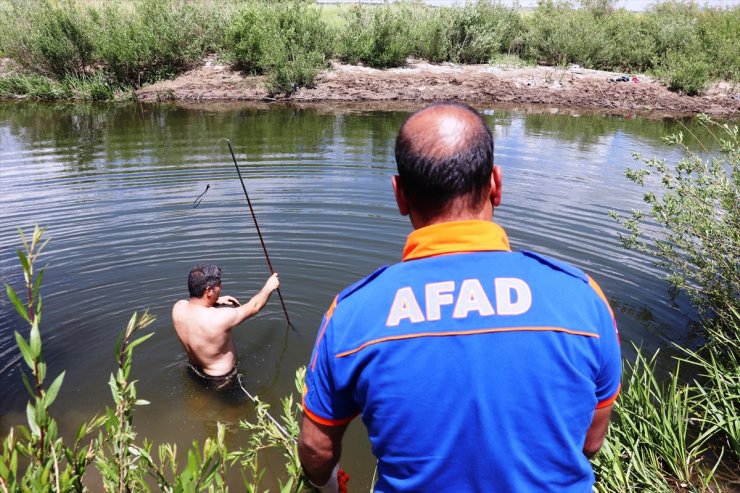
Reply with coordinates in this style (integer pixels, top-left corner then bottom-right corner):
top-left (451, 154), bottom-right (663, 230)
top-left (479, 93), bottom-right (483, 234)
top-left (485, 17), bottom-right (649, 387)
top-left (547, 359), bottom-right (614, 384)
top-left (409, 203), bottom-right (494, 230)
top-left (189, 296), bottom-right (214, 308)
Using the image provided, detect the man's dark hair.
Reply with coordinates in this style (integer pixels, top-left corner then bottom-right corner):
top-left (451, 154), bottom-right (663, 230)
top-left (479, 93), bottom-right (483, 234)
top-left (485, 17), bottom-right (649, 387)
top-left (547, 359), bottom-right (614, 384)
top-left (188, 264), bottom-right (222, 298)
top-left (394, 101), bottom-right (494, 215)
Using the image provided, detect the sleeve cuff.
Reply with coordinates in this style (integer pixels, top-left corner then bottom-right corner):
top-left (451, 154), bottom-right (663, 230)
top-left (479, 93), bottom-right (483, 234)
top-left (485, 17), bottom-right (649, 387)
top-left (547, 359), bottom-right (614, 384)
top-left (596, 383), bottom-right (621, 409)
top-left (302, 389), bottom-right (358, 426)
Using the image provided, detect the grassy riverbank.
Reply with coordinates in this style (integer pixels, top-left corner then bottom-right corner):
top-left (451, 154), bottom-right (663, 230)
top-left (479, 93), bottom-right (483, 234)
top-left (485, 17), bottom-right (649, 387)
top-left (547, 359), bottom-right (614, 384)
top-left (0, 0), bottom-right (737, 99)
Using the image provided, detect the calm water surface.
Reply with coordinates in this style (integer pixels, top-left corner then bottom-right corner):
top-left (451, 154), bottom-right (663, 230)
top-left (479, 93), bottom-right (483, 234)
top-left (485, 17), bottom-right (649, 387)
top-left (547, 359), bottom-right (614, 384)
top-left (0, 102), bottom-right (712, 488)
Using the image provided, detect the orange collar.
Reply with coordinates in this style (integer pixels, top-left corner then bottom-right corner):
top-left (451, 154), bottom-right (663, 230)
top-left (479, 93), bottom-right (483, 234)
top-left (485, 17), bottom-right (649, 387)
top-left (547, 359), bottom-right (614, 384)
top-left (402, 220), bottom-right (511, 261)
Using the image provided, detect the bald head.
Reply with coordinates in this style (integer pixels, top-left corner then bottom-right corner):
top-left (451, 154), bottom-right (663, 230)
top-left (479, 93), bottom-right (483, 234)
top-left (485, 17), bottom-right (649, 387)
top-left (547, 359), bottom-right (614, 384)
top-left (394, 102), bottom-right (494, 219)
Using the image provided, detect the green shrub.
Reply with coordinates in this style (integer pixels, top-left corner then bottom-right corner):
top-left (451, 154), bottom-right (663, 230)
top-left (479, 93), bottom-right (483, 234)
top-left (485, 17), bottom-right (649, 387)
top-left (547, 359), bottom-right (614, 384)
top-left (644, 1), bottom-right (701, 61)
top-left (696, 7), bottom-right (740, 81)
top-left (658, 49), bottom-right (710, 95)
top-left (94, 0), bottom-right (223, 86)
top-left (0, 0), bottom-right (95, 78)
top-left (225, 0), bottom-right (331, 94)
top-left (336, 4), bottom-right (412, 68)
top-left (524, 1), bottom-right (607, 67)
top-left (610, 115), bottom-right (739, 341)
top-left (63, 73), bottom-right (115, 101)
top-left (406, 5), bottom-right (449, 63)
top-left (602, 115), bottom-right (740, 488)
top-left (593, 11), bottom-right (656, 72)
top-left (444, 2), bottom-right (524, 64)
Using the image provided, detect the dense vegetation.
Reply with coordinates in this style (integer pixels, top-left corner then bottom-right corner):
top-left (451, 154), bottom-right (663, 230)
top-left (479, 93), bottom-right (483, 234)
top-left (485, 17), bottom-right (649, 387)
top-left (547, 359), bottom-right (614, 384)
top-left (0, 0), bottom-right (738, 98)
top-left (601, 116), bottom-right (739, 490)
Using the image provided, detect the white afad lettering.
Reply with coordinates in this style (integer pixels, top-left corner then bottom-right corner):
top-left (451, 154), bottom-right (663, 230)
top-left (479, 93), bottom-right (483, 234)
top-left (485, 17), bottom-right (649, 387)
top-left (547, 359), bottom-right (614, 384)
top-left (386, 286), bottom-right (425, 326)
top-left (425, 281), bottom-right (455, 321)
top-left (453, 279), bottom-right (495, 318)
top-left (494, 278), bottom-right (532, 315)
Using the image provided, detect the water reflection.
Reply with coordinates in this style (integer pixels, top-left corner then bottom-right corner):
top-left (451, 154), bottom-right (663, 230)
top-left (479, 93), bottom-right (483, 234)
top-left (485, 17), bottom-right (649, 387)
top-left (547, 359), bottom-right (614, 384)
top-left (0, 101), bottom-right (714, 489)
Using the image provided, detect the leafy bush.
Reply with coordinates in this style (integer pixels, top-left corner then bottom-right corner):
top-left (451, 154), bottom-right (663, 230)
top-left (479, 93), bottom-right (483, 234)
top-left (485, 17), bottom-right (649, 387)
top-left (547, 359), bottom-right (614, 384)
top-left (592, 11), bottom-right (657, 72)
top-left (610, 115), bottom-right (739, 331)
top-left (406, 5), bottom-right (449, 63)
top-left (444, 2), bottom-right (524, 64)
top-left (0, 0), bottom-right (95, 78)
top-left (524, 0), bottom-right (607, 67)
top-left (94, 0), bottom-right (224, 86)
top-left (644, 1), bottom-right (701, 62)
top-left (336, 4), bottom-right (412, 68)
top-left (696, 7), bottom-right (740, 81)
top-left (597, 117), bottom-right (739, 489)
top-left (658, 49), bottom-right (710, 95)
top-left (225, 0), bottom-right (331, 94)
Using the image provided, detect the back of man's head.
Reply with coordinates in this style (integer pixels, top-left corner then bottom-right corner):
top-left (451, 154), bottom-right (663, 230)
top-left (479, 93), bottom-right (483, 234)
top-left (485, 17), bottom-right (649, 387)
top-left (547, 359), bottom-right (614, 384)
top-left (188, 264), bottom-right (221, 298)
top-left (394, 102), bottom-right (494, 218)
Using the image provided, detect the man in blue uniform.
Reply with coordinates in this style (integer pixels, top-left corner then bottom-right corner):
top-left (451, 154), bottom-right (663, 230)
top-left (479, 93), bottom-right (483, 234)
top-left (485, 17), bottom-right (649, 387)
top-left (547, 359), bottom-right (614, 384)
top-left (298, 102), bottom-right (621, 492)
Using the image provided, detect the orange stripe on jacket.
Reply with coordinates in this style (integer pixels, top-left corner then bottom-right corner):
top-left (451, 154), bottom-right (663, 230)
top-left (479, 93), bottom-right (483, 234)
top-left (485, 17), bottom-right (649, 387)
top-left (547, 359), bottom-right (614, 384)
top-left (586, 275), bottom-right (619, 340)
top-left (311, 295), bottom-right (339, 371)
top-left (335, 326), bottom-right (600, 359)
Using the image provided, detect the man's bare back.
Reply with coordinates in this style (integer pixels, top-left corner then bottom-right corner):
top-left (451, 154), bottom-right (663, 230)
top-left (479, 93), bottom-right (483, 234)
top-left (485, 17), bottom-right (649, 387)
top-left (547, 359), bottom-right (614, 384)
top-left (172, 264), bottom-right (279, 377)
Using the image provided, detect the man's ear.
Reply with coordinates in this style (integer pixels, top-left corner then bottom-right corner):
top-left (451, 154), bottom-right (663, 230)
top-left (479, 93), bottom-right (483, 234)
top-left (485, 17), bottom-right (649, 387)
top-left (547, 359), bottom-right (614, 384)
top-left (392, 175), bottom-right (410, 216)
top-left (490, 165), bottom-right (502, 208)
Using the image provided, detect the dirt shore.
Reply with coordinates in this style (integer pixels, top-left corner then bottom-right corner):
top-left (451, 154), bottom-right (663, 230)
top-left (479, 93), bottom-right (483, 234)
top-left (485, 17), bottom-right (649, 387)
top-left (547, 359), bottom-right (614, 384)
top-left (135, 58), bottom-right (740, 119)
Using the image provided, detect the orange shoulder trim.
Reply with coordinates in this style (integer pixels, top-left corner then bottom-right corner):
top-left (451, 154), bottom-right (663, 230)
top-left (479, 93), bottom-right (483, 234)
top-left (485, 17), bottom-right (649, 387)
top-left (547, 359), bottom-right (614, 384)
top-left (587, 275), bottom-right (616, 322)
top-left (311, 295), bottom-right (339, 371)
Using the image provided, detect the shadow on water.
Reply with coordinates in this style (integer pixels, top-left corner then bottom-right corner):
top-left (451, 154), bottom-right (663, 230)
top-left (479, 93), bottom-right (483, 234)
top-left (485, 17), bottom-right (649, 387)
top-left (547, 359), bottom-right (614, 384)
top-left (0, 100), bottom-right (717, 489)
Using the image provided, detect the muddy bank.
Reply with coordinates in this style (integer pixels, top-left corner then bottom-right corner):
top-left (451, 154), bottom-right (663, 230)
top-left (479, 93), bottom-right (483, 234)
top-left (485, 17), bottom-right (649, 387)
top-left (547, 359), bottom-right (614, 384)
top-left (135, 59), bottom-right (740, 119)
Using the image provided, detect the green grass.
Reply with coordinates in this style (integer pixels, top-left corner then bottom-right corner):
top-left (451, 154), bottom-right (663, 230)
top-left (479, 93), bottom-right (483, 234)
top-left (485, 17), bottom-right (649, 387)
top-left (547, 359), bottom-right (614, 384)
top-left (0, 72), bottom-right (118, 101)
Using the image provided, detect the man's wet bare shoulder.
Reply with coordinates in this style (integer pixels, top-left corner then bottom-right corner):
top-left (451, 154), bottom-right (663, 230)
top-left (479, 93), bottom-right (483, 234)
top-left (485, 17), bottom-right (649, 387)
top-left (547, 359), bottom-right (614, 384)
top-left (172, 299), bottom-right (240, 334)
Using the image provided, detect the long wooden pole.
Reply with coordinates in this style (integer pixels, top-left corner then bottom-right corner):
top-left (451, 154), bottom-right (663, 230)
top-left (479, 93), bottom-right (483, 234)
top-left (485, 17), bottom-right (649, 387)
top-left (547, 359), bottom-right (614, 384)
top-left (226, 139), bottom-right (295, 331)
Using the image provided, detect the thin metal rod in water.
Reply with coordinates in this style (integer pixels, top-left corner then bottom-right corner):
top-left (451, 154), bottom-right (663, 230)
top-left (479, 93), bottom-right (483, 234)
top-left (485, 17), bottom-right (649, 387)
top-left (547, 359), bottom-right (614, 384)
top-left (238, 374), bottom-right (293, 442)
top-left (226, 139), bottom-right (295, 330)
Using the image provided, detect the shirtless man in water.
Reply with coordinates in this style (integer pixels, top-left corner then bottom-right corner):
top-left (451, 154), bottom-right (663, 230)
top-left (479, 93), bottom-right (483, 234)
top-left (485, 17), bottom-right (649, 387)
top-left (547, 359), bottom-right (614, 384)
top-left (172, 264), bottom-right (280, 381)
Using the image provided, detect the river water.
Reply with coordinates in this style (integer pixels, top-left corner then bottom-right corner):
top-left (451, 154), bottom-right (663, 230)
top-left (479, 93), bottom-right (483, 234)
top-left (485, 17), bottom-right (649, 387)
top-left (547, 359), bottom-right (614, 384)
top-left (0, 102), bottom-right (712, 488)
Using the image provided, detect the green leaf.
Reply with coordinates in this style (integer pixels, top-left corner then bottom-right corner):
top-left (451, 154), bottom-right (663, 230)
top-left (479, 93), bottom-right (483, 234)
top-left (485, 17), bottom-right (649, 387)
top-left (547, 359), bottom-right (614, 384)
top-left (127, 332), bottom-right (155, 352)
top-left (134, 399), bottom-right (150, 406)
top-left (44, 371), bottom-right (65, 407)
top-left (14, 332), bottom-right (34, 369)
top-left (29, 323), bottom-right (41, 358)
top-left (26, 403), bottom-right (40, 437)
top-left (32, 268), bottom-right (45, 300)
top-left (6, 285), bottom-right (30, 324)
top-left (15, 249), bottom-right (30, 275)
top-left (37, 361), bottom-right (46, 384)
top-left (20, 370), bottom-right (34, 397)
